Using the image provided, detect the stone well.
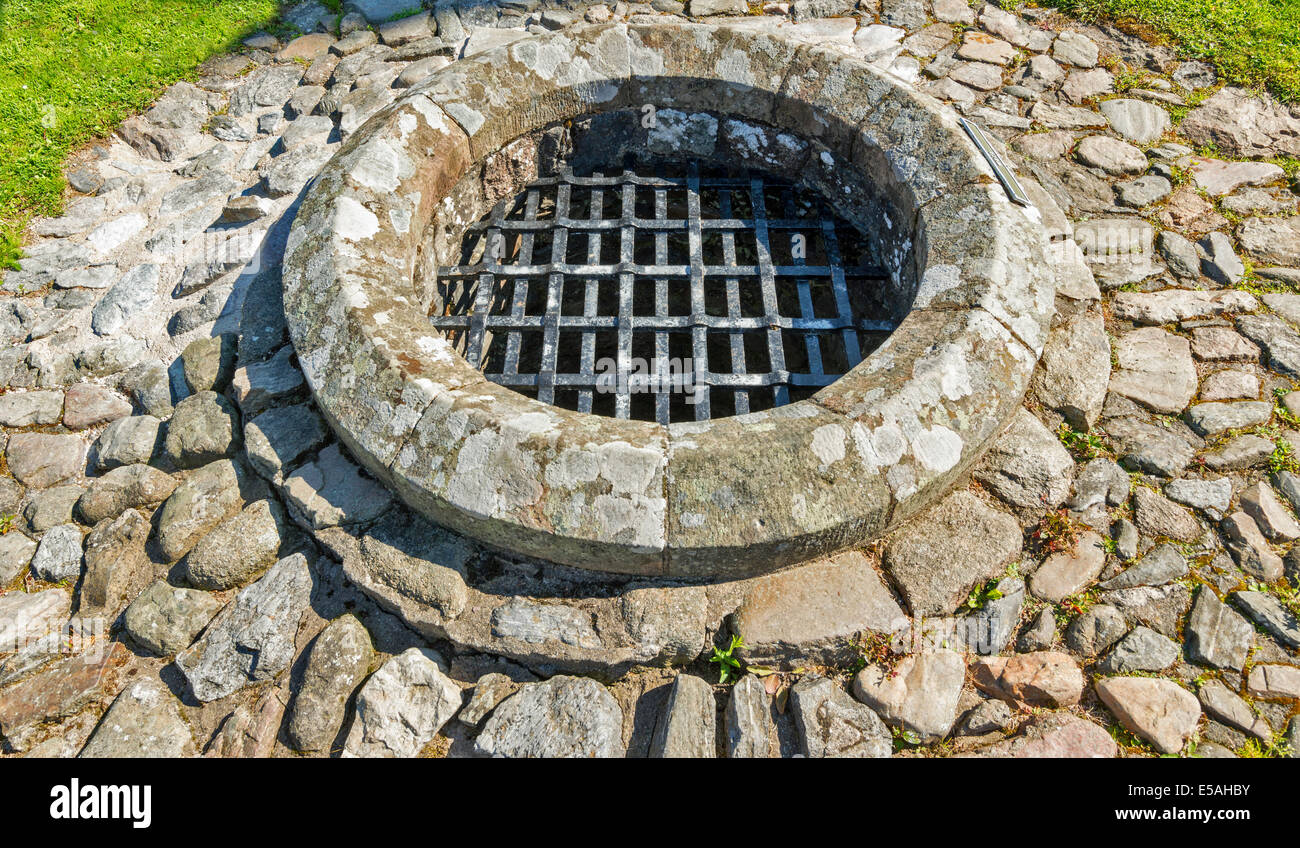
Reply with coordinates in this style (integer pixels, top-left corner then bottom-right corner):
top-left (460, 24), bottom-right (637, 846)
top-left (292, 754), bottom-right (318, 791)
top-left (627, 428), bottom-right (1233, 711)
top-left (282, 21), bottom-right (1055, 580)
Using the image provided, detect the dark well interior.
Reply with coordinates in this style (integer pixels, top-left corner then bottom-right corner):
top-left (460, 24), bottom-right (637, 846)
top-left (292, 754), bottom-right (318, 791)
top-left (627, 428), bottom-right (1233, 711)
top-left (415, 108), bottom-right (921, 424)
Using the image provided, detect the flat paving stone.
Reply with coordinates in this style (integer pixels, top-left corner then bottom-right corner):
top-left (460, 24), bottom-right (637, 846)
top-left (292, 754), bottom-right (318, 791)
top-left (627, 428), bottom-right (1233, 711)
top-left (733, 550), bottom-right (906, 667)
top-left (282, 443), bottom-right (392, 529)
top-left (1232, 590), bottom-right (1300, 650)
top-left (1108, 327), bottom-right (1197, 414)
top-left (0, 390), bottom-right (63, 427)
top-left (851, 650), bottom-right (964, 742)
top-left (79, 677), bottom-right (195, 758)
top-left (650, 674), bottom-right (716, 758)
top-left (6, 433), bottom-right (85, 489)
top-left (244, 403), bottom-right (329, 484)
top-left (884, 490), bottom-right (1022, 616)
top-left (94, 415), bottom-right (163, 470)
top-left (1097, 676), bottom-right (1200, 754)
top-left (1029, 531), bottom-right (1106, 602)
top-left (972, 651), bottom-right (1084, 708)
top-left (0, 642), bottom-right (129, 752)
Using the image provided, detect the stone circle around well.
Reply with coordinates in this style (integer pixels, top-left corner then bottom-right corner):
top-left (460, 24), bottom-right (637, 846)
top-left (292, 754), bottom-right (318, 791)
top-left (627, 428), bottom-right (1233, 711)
top-left (283, 22), bottom-right (1055, 578)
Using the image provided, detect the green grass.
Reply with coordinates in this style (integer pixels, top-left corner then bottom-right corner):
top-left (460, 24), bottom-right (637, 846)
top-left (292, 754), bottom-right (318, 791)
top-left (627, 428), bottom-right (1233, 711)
top-left (1040, 0), bottom-right (1300, 103)
top-left (0, 0), bottom-right (282, 268)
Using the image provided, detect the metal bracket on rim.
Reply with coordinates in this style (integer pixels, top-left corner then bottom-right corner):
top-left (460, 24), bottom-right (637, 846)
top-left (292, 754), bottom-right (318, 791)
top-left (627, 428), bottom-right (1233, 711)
top-left (960, 118), bottom-right (1033, 208)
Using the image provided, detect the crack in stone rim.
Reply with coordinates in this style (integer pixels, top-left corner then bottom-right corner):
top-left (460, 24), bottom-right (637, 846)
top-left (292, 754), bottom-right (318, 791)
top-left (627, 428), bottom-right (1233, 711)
top-left (281, 21), bottom-right (1056, 578)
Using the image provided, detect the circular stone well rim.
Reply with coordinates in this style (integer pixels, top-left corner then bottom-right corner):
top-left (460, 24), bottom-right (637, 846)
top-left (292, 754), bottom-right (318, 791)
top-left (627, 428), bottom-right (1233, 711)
top-left (282, 21), bottom-right (1055, 580)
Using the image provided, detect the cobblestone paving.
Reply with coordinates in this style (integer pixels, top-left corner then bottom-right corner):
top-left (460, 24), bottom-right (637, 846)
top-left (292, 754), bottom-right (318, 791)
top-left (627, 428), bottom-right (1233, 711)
top-left (1, 0), bottom-right (1298, 758)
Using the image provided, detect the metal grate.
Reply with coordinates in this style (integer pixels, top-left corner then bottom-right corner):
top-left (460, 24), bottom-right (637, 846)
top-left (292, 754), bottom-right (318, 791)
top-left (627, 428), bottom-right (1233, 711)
top-left (432, 159), bottom-right (896, 424)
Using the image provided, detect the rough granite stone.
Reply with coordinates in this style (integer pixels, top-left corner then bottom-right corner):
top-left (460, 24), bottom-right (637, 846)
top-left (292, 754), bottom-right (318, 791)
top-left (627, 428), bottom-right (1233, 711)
top-left (1186, 401), bottom-right (1272, 437)
top-left (1067, 458), bottom-right (1131, 513)
top-left (181, 499), bottom-right (288, 590)
top-left (1075, 135), bottom-right (1147, 175)
top-left (61, 384), bottom-right (130, 431)
top-left (0, 390), bottom-right (63, 427)
top-left (650, 674), bottom-right (716, 758)
top-left (790, 675), bottom-right (891, 759)
top-left (475, 675), bottom-right (624, 758)
top-left (288, 614), bottom-right (375, 753)
top-left (91, 264), bottom-right (159, 335)
top-left (0, 533), bottom-right (38, 587)
top-left (851, 650), bottom-right (964, 742)
top-left (79, 508), bottom-right (154, 618)
top-left (342, 646), bottom-right (459, 758)
top-left (180, 334), bottom-right (237, 394)
top-left (164, 391), bottom-right (241, 469)
top-left (76, 463), bottom-right (177, 525)
top-left (23, 485), bottom-right (84, 533)
top-left (1246, 664), bottom-right (1300, 700)
top-left (1180, 87), bottom-right (1300, 159)
top-left (93, 415), bottom-right (163, 471)
top-left (457, 673), bottom-right (518, 729)
top-left (6, 433), bottom-right (85, 489)
top-left (155, 459), bottom-right (249, 562)
top-left (175, 552), bottom-right (314, 702)
top-left (30, 523), bottom-right (83, 581)
top-left (79, 677), bottom-right (195, 758)
top-left (972, 652), bottom-right (1084, 708)
top-left (725, 674), bottom-right (775, 758)
top-left (0, 588), bottom-right (70, 651)
top-left (123, 579), bottom-right (225, 656)
top-left (974, 409), bottom-right (1075, 510)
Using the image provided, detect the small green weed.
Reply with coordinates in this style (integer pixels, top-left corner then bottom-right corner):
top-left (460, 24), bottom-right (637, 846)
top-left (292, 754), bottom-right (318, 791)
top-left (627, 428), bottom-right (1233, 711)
top-left (1056, 422), bottom-right (1110, 460)
top-left (964, 579), bottom-right (1005, 612)
top-left (709, 634), bottom-right (746, 684)
top-left (1237, 734), bottom-right (1294, 758)
top-left (1270, 439), bottom-right (1300, 474)
top-left (1031, 510), bottom-right (1083, 555)
top-left (1273, 386), bottom-right (1300, 427)
top-left (891, 725), bottom-right (924, 751)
